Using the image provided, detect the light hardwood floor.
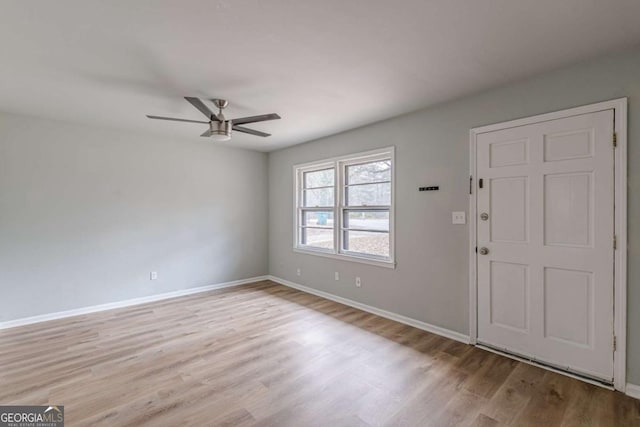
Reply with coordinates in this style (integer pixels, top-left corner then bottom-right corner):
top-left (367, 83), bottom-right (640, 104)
top-left (1, 280), bottom-right (638, 426)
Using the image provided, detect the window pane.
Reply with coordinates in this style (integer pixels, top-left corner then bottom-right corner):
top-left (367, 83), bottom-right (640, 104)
top-left (345, 182), bottom-right (390, 206)
top-left (346, 160), bottom-right (391, 185)
top-left (304, 168), bottom-right (334, 188)
top-left (304, 188), bottom-right (334, 207)
top-left (303, 211), bottom-right (334, 227)
top-left (344, 211), bottom-right (389, 231)
top-left (343, 231), bottom-right (389, 257)
top-left (301, 228), bottom-right (334, 249)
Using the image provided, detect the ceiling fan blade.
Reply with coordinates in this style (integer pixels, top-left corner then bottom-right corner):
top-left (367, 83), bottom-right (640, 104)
top-left (184, 97), bottom-right (218, 121)
top-left (200, 129), bottom-right (213, 137)
top-left (233, 125), bottom-right (271, 137)
top-left (146, 115), bottom-right (209, 124)
top-left (231, 113), bottom-right (280, 126)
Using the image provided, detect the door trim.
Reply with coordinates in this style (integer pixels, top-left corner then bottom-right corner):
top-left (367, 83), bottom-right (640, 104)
top-left (468, 98), bottom-right (628, 391)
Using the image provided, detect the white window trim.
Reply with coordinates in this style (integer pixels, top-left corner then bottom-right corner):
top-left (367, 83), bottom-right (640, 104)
top-left (293, 146), bottom-right (396, 269)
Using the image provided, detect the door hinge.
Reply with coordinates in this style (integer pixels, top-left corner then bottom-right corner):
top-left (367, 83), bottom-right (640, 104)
top-left (613, 335), bottom-right (617, 352)
top-left (479, 178), bottom-right (484, 189)
top-left (613, 234), bottom-right (617, 250)
top-left (469, 176), bottom-right (473, 195)
top-left (613, 132), bottom-right (617, 148)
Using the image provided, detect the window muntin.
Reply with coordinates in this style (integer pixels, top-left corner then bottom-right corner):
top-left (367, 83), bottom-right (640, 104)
top-left (298, 167), bottom-right (336, 251)
top-left (344, 182), bottom-right (391, 206)
top-left (341, 158), bottom-right (391, 259)
top-left (346, 160), bottom-right (391, 185)
top-left (301, 227), bottom-right (334, 249)
top-left (302, 168), bottom-right (334, 208)
top-left (343, 210), bottom-right (389, 231)
top-left (294, 148), bottom-right (394, 266)
top-left (303, 187), bottom-right (334, 207)
top-left (343, 230), bottom-right (390, 258)
top-left (304, 168), bottom-right (334, 188)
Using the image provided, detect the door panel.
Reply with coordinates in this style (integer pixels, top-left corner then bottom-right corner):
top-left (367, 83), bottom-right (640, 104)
top-left (544, 267), bottom-right (593, 347)
top-left (490, 261), bottom-right (529, 332)
top-left (476, 110), bottom-right (614, 382)
top-left (491, 177), bottom-right (528, 243)
top-left (490, 139), bottom-right (529, 167)
top-left (544, 172), bottom-right (593, 247)
top-left (544, 128), bottom-right (593, 162)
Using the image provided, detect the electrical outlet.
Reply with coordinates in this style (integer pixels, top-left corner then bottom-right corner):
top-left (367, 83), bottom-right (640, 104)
top-left (355, 276), bottom-right (361, 287)
top-left (335, 272), bottom-right (339, 281)
top-left (297, 268), bottom-right (301, 276)
top-left (150, 271), bottom-right (158, 280)
top-left (452, 211), bottom-right (466, 224)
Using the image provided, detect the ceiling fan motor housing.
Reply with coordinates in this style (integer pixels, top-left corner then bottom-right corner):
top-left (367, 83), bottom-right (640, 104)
top-left (210, 119), bottom-right (232, 141)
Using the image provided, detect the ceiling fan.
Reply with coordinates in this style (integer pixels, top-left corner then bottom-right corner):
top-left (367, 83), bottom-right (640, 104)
top-left (147, 97), bottom-right (281, 141)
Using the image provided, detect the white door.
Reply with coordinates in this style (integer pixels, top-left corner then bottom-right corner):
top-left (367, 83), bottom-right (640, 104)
top-left (476, 110), bottom-right (615, 382)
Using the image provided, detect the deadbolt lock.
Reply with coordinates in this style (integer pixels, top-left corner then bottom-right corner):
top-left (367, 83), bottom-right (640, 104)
top-left (480, 212), bottom-right (489, 221)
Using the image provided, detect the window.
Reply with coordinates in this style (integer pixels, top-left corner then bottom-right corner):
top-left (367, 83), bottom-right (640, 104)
top-left (294, 147), bottom-right (394, 267)
top-left (299, 167), bottom-right (335, 251)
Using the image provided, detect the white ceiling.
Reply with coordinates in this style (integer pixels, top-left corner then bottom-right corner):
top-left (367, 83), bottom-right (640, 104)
top-left (1, 1), bottom-right (640, 151)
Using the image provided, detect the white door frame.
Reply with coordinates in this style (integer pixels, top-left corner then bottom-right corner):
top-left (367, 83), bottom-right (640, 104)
top-left (468, 98), bottom-right (627, 391)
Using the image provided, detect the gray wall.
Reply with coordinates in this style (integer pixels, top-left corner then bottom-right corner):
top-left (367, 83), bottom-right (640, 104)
top-left (268, 49), bottom-right (640, 383)
top-left (0, 113), bottom-right (268, 322)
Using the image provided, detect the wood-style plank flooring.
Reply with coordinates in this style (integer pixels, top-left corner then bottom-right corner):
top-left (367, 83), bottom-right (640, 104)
top-left (1, 281), bottom-right (638, 426)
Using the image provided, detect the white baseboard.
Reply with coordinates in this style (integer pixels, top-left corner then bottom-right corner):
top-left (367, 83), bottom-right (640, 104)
top-left (268, 275), bottom-right (470, 344)
top-left (0, 275), bottom-right (269, 330)
top-left (626, 383), bottom-right (640, 400)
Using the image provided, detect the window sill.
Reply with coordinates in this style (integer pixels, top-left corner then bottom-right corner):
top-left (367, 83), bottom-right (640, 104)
top-left (293, 247), bottom-right (396, 269)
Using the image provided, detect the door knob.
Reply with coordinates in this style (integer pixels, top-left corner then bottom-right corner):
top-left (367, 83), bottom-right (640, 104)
top-left (479, 247), bottom-right (489, 255)
top-left (480, 212), bottom-right (489, 221)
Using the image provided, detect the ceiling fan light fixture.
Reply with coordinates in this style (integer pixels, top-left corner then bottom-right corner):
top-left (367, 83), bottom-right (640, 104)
top-left (210, 120), bottom-right (232, 141)
top-left (147, 97), bottom-right (280, 141)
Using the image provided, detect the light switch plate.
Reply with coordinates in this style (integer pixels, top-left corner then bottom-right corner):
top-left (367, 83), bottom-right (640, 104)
top-left (452, 211), bottom-right (466, 224)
